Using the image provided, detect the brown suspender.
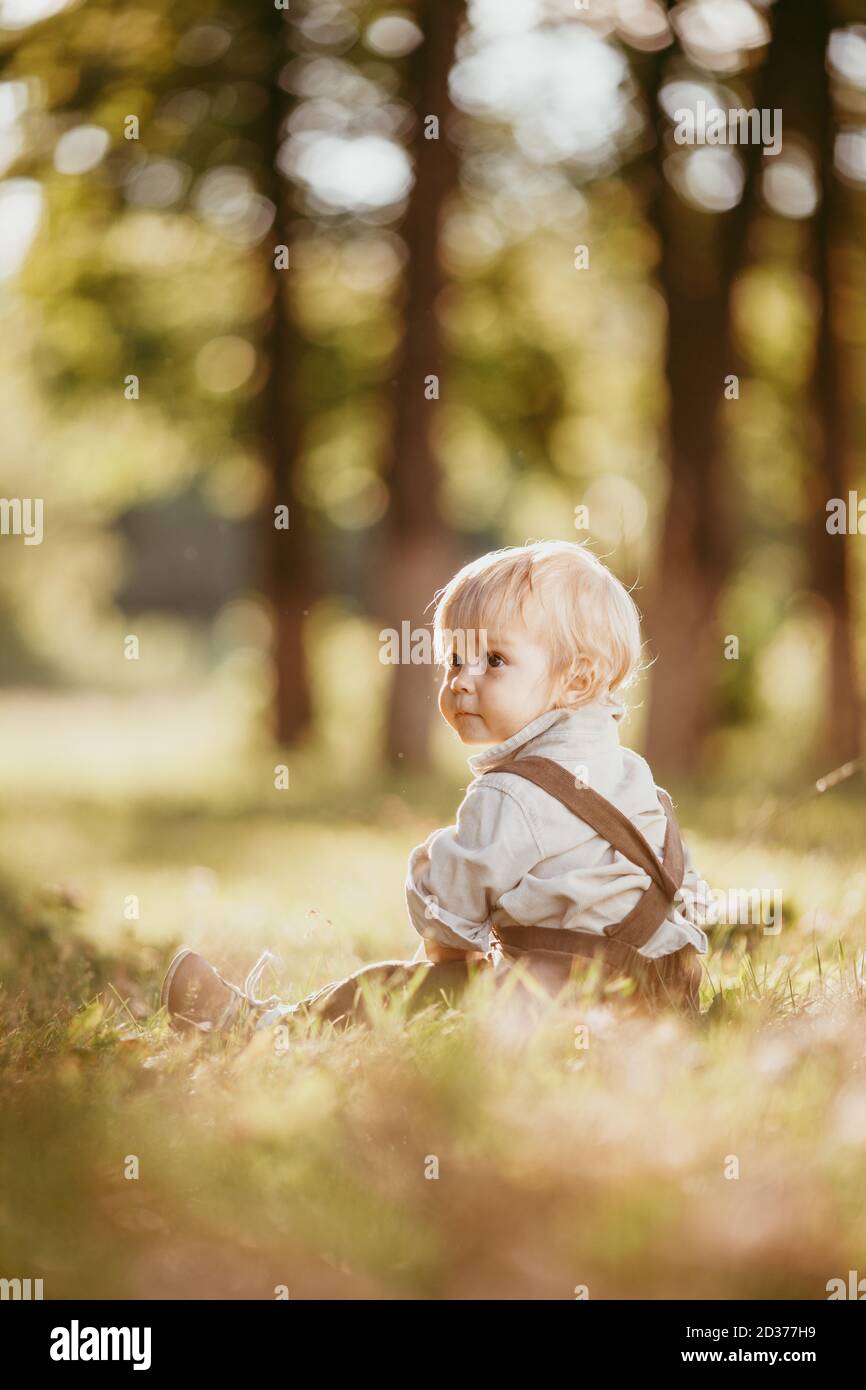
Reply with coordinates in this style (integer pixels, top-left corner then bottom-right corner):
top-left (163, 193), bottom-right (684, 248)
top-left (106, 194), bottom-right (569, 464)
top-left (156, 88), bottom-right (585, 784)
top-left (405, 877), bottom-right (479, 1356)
top-left (488, 755), bottom-right (686, 964)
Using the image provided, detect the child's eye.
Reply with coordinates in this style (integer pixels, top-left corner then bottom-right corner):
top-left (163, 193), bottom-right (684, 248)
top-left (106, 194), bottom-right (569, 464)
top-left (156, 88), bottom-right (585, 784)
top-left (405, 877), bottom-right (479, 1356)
top-left (447, 651), bottom-right (504, 671)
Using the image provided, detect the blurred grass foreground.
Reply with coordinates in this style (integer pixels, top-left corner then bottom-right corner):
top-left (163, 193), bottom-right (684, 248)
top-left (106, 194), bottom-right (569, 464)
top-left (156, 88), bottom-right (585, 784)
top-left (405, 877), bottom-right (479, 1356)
top-left (1, 681), bottom-right (866, 1300)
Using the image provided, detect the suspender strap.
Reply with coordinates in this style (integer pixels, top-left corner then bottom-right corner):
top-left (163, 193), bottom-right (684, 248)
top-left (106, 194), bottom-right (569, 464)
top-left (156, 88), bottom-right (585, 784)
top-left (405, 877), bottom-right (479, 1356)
top-left (491, 755), bottom-right (686, 951)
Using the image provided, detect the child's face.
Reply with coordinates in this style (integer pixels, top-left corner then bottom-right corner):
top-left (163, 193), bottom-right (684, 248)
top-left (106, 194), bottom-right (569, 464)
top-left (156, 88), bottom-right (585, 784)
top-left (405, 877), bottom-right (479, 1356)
top-left (439, 608), bottom-right (561, 745)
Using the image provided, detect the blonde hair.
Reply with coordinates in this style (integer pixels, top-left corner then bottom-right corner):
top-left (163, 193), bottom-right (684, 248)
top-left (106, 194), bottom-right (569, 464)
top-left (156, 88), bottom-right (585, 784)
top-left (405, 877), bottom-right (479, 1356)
top-left (430, 540), bottom-right (644, 709)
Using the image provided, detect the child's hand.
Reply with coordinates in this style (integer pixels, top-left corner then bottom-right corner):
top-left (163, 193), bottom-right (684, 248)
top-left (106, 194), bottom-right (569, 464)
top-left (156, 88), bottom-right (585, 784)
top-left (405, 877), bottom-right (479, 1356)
top-left (424, 939), bottom-right (488, 965)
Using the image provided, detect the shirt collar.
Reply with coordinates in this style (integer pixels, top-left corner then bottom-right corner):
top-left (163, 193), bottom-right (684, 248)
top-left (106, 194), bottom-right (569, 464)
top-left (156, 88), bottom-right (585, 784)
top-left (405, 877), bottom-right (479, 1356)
top-left (467, 695), bottom-right (626, 774)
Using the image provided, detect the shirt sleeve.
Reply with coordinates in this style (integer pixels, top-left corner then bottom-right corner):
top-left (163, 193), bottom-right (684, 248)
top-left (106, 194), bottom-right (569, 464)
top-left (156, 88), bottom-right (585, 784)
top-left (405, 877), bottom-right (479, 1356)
top-left (405, 782), bottom-right (544, 953)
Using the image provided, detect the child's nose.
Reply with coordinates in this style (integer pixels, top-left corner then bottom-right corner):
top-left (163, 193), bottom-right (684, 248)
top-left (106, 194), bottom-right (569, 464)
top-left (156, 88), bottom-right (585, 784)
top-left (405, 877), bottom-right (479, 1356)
top-left (452, 662), bottom-right (482, 691)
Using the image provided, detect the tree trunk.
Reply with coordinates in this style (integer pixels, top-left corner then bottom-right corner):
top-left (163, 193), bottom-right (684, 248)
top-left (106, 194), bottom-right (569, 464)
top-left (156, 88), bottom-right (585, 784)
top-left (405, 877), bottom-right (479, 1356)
top-left (260, 13), bottom-right (317, 748)
top-left (642, 192), bottom-right (737, 775)
top-left (634, 28), bottom-right (763, 776)
top-left (642, 0), bottom-right (861, 772)
top-left (719, 0), bottom-right (861, 766)
top-left (801, 0), bottom-right (862, 764)
top-left (377, 0), bottom-right (466, 771)
top-left (262, 268), bottom-right (316, 747)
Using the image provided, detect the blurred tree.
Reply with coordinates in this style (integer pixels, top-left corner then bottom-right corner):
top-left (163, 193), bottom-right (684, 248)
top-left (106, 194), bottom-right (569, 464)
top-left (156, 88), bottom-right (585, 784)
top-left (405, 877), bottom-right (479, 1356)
top-left (635, 0), bottom-right (862, 773)
top-left (631, 4), bottom-right (767, 775)
top-left (376, 0), bottom-right (466, 770)
top-left (790, 0), bottom-right (862, 765)
top-left (5, 0), bottom-right (317, 742)
top-left (257, 6), bottom-right (317, 745)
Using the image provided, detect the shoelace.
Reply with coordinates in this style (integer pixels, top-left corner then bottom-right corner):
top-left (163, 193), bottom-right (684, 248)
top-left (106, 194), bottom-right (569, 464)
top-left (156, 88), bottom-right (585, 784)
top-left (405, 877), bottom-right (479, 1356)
top-left (241, 950), bottom-right (282, 1009)
top-left (203, 951), bottom-right (282, 1031)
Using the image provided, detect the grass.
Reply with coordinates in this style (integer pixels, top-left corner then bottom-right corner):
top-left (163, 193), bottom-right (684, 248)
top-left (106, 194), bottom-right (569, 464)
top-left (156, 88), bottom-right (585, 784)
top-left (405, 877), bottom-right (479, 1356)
top-left (1, 692), bottom-right (865, 1300)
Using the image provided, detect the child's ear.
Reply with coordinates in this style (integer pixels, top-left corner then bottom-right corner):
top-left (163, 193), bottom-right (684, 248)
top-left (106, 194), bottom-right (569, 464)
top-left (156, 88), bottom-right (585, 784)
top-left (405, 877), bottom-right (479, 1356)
top-left (561, 654), bottom-right (601, 705)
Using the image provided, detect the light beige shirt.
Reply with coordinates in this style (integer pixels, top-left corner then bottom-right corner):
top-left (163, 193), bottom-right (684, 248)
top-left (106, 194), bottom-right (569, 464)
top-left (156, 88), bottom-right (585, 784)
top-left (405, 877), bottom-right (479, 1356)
top-left (405, 698), bottom-right (711, 961)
